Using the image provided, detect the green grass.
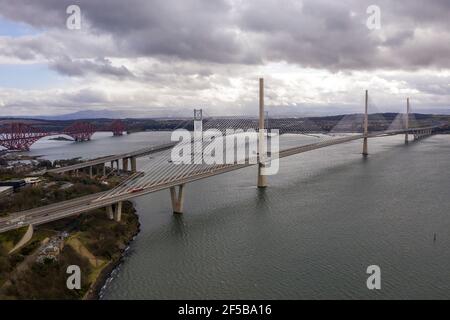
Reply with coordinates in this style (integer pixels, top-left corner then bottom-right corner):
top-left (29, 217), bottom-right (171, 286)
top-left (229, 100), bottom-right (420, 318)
top-left (0, 203), bottom-right (139, 299)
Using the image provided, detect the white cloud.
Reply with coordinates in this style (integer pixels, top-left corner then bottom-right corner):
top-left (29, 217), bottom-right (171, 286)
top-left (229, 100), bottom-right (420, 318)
top-left (0, 0), bottom-right (449, 116)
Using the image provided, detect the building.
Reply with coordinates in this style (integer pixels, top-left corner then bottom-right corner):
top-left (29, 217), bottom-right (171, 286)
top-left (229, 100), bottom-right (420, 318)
top-left (0, 186), bottom-right (13, 199)
top-left (24, 177), bottom-right (43, 187)
top-left (0, 180), bottom-right (26, 191)
top-left (36, 234), bottom-right (66, 264)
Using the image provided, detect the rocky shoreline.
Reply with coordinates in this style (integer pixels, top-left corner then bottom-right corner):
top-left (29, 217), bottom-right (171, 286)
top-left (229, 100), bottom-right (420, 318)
top-left (86, 206), bottom-right (141, 300)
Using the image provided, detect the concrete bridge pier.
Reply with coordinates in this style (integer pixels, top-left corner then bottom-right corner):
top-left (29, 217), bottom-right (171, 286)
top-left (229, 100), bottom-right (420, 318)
top-left (170, 184), bottom-right (185, 214)
top-left (106, 202), bottom-right (122, 221)
top-left (362, 137), bottom-right (368, 156)
top-left (123, 157), bottom-right (129, 171)
top-left (362, 90), bottom-right (369, 156)
top-left (114, 202), bottom-right (122, 222)
top-left (413, 128), bottom-right (432, 141)
top-left (83, 164), bottom-right (104, 178)
top-left (106, 205), bottom-right (114, 220)
top-left (131, 157), bottom-right (137, 173)
top-left (95, 164), bottom-right (103, 177)
top-left (110, 160), bottom-right (120, 172)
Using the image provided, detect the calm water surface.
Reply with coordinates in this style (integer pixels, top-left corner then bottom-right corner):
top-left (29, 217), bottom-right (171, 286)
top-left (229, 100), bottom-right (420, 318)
top-left (26, 132), bottom-right (450, 299)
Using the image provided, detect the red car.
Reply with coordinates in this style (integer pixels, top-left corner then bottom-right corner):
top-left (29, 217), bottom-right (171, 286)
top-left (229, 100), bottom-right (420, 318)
top-left (130, 187), bottom-right (144, 193)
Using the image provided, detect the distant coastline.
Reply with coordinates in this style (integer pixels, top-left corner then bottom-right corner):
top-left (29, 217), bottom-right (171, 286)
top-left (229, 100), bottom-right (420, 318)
top-left (48, 136), bottom-right (73, 142)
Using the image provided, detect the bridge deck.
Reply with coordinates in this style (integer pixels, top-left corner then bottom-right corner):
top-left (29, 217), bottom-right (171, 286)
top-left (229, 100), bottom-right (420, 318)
top-left (46, 142), bottom-right (177, 174)
top-left (0, 126), bottom-right (439, 233)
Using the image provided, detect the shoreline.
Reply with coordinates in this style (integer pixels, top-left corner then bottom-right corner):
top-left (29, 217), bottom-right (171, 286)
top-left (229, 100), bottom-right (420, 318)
top-left (85, 205), bottom-right (141, 300)
top-left (0, 201), bottom-right (141, 300)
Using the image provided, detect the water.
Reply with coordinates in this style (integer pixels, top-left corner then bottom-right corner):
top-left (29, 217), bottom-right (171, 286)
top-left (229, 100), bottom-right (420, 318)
top-left (26, 132), bottom-right (450, 299)
top-left (26, 131), bottom-right (172, 161)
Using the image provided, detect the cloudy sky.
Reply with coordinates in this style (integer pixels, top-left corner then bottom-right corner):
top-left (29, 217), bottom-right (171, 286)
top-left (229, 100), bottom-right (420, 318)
top-left (0, 0), bottom-right (449, 117)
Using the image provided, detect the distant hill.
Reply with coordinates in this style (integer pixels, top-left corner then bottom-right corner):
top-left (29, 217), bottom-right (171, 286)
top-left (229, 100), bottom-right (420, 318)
top-left (0, 112), bottom-right (443, 122)
top-left (19, 109), bottom-right (126, 120)
top-left (0, 112), bottom-right (448, 134)
top-left (2, 106), bottom-right (449, 121)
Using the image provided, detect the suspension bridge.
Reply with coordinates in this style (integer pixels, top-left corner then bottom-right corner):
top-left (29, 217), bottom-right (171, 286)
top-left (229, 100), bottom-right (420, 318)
top-left (0, 80), bottom-right (446, 242)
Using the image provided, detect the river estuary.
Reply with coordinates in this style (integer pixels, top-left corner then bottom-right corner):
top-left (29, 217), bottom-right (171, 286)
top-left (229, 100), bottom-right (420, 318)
top-left (24, 132), bottom-right (450, 299)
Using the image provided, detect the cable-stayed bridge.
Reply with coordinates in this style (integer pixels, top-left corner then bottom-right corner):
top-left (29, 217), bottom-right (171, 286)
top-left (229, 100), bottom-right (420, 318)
top-left (0, 82), bottom-right (446, 240)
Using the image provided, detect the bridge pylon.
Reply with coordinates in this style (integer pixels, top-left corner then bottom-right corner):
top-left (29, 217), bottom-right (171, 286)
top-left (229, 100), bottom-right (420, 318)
top-left (258, 78), bottom-right (267, 188)
top-left (405, 97), bottom-right (410, 144)
top-left (362, 90), bottom-right (369, 156)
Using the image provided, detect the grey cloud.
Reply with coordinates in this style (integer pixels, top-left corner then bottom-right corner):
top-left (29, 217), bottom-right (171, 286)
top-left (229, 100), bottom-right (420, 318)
top-left (0, 0), bottom-right (449, 70)
top-left (50, 57), bottom-right (135, 78)
top-left (0, 87), bottom-right (112, 112)
top-left (0, 35), bottom-right (59, 60)
top-left (62, 88), bottom-right (110, 104)
top-left (0, 0), bottom-right (256, 64)
top-left (238, 0), bottom-right (450, 70)
top-left (384, 73), bottom-right (450, 96)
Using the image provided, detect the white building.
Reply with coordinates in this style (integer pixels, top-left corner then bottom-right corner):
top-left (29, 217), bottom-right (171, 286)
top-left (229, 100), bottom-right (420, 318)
top-left (24, 177), bottom-right (43, 186)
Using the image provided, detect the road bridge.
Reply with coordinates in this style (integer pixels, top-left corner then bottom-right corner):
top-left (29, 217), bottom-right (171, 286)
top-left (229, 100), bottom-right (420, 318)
top-left (0, 127), bottom-right (438, 234)
top-left (46, 142), bottom-right (177, 177)
top-left (0, 81), bottom-right (445, 240)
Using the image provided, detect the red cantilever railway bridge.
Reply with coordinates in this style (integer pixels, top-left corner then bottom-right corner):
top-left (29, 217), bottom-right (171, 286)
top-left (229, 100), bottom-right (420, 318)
top-left (0, 119), bottom-right (126, 151)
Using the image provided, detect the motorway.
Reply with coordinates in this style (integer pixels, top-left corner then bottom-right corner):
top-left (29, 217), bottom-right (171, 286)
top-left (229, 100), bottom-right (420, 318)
top-left (45, 126), bottom-right (437, 174)
top-left (0, 127), bottom-right (437, 234)
top-left (0, 192), bottom-right (108, 233)
top-left (46, 141), bottom-right (177, 174)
